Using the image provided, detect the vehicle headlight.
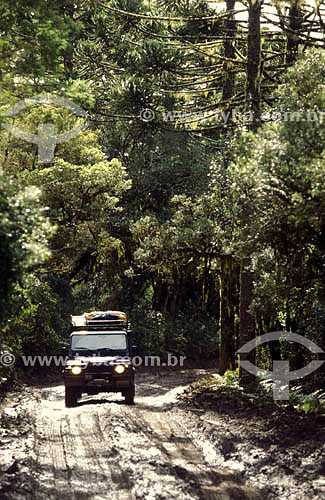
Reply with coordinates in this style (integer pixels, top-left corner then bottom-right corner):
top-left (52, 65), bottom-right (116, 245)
top-left (71, 366), bottom-right (82, 375)
top-left (114, 364), bottom-right (125, 375)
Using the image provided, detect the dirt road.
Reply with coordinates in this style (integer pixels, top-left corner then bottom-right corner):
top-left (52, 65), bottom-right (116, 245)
top-left (0, 370), bottom-right (323, 499)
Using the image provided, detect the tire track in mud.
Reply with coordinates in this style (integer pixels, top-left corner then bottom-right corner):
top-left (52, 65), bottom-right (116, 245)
top-left (128, 404), bottom-right (264, 500)
top-left (33, 389), bottom-right (135, 500)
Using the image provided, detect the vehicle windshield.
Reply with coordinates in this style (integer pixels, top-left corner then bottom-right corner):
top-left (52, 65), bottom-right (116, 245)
top-left (71, 334), bottom-right (127, 355)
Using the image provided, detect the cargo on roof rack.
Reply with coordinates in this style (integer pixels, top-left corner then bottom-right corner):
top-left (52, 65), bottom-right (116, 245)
top-left (70, 310), bottom-right (128, 330)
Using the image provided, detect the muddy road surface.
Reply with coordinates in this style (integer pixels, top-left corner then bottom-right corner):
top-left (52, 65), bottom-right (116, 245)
top-left (0, 370), bottom-right (323, 499)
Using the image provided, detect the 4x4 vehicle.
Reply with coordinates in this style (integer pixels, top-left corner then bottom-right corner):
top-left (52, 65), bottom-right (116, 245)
top-left (63, 311), bottom-right (135, 407)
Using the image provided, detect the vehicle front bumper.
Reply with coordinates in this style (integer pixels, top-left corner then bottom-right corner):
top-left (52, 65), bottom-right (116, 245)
top-left (63, 370), bottom-right (134, 391)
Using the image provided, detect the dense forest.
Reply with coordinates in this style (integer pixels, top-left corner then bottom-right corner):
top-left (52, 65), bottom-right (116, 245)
top-left (0, 0), bottom-right (324, 396)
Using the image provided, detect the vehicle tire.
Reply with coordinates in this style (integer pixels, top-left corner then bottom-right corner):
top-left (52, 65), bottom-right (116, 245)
top-left (65, 386), bottom-right (78, 407)
top-left (124, 386), bottom-right (135, 405)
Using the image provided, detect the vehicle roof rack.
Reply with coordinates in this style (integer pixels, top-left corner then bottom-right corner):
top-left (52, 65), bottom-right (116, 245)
top-left (70, 325), bottom-right (129, 333)
top-left (70, 310), bottom-right (128, 331)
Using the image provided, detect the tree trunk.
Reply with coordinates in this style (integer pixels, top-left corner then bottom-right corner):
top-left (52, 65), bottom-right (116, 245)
top-left (219, 256), bottom-right (239, 374)
top-left (246, 0), bottom-right (262, 131)
top-left (222, 0), bottom-right (237, 105)
top-left (238, 0), bottom-right (262, 384)
top-left (286, 1), bottom-right (303, 65)
top-left (239, 257), bottom-right (256, 384)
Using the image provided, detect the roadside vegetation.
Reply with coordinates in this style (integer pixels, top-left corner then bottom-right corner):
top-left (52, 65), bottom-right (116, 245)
top-left (179, 370), bottom-right (325, 415)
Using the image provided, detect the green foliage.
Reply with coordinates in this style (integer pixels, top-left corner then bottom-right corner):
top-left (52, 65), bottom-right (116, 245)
top-left (181, 371), bottom-right (325, 414)
top-left (228, 49), bottom-right (325, 371)
top-left (1, 94), bottom-right (132, 284)
top-left (0, 0), bottom-right (94, 91)
top-left (1, 0), bottom-right (325, 395)
top-left (4, 274), bottom-right (71, 359)
top-left (180, 370), bottom-right (245, 403)
top-left (0, 172), bottom-right (54, 383)
top-left (0, 89), bottom-right (131, 379)
top-left (0, 172), bottom-right (52, 320)
top-left (132, 295), bottom-right (218, 358)
top-left (0, 191), bottom-right (15, 310)
top-left (289, 387), bottom-right (325, 414)
top-left (130, 192), bottom-right (223, 311)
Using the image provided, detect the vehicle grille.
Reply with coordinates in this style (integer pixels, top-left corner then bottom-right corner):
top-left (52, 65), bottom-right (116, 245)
top-left (85, 363), bottom-right (113, 374)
